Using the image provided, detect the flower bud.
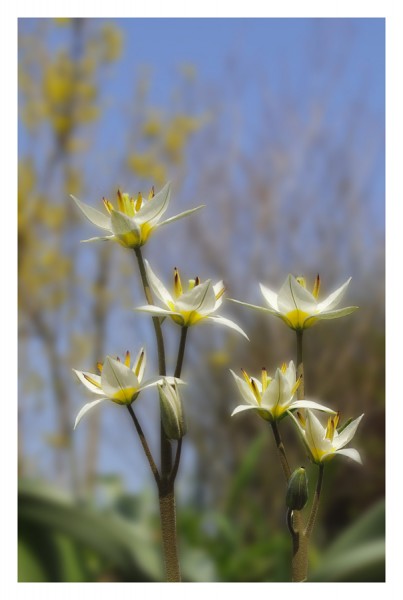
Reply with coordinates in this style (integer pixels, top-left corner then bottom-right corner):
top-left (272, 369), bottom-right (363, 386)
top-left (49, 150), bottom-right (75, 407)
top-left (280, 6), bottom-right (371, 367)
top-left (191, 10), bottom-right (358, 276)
top-left (158, 380), bottom-right (187, 440)
top-left (286, 467), bottom-right (308, 511)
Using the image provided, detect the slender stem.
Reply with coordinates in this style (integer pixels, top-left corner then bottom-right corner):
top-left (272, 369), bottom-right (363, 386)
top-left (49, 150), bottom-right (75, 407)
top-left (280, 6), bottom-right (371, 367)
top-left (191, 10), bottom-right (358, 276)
top-left (291, 327), bottom-right (309, 582)
top-left (271, 421), bottom-right (292, 481)
top-left (133, 247), bottom-right (180, 581)
top-left (175, 326), bottom-right (188, 379)
top-left (296, 329), bottom-right (304, 400)
top-left (127, 405), bottom-right (160, 485)
top-left (134, 248), bottom-right (166, 376)
top-left (170, 438), bottom-right (182, 484)
top-left (159, 484), bottom-right (180, 581)
top-left (305, 463), bottom-right (325, 539)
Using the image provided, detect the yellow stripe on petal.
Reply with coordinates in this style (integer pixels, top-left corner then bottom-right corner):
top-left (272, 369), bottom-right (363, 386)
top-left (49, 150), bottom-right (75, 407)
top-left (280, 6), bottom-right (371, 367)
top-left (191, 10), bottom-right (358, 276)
top-left (111, 387), bottom-right (138, 405)
top-left (215, 285), bottom-right (226, 301)
top-left (84, 374), bottom-right (102, 389)
top-left (284, 309), bottom-right (316, 330)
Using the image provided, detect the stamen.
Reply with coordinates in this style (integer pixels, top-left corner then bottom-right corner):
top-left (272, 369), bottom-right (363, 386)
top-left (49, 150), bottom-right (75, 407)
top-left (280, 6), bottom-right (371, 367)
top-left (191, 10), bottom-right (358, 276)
top-left (291, 375), bottom-right (302, 396)
top-left (124, 350), bottom-right (131, 367)
top-left (174, 267), bottom-right (183, 297)
top-left (116, 356), bottom-right (121, 362)
top-left (148, 186), bottom-right (155, 200)
top-left (325, 416), bottom-right (335, 441)
top-left (135, 351), bottom-right (145, 377)
top-left (96, 362), bottom-right (103, 373)
top-left (296, 411), bottom-right (306, 427)
top-left (296, 276), bottom-right (306, 288)
top-left (117, 189), bottom-right (124, 212)
top-left (281, 362), bottom-right (287, 374)
top-left (241, 368), bottom-right (251, 386)
top-left (84, 374), bottom-right (102, 389)
top-left (333, 412), bottom-right (340, 430)
top-left (195, 276), bottom-right (200, 286)
top-left (313, 274), bottom-right (320, 299)
top-left (135, 192), bottom-right (143, 211)
top-left (261, 367), bottom-right (268, 391)
top-left (251, 378), bottom-right (261, 404)
top-left (103, 198), bottom-right (113, 214)
top-left (130, 196), bottom-right (135, 213)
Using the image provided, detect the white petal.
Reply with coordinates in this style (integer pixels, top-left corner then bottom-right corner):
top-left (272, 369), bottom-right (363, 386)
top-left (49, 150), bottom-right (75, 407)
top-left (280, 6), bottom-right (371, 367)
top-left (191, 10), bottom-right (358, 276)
top-left (259, 283), bottom-right (279, 310)
top-left (277, 275), bottom-right (317, 314)
top-left (110, 210), bottom-right (140, 236)
top-left (74, 398), bottom-right (107, 429)
top-left (176, 280), bottom-right (215, 314)
top-left (289, 400), bottom-right (336, 413)
top-left (101, 356), bottom-right (138, 398)
top-left (333, 414), bottom-right (364, 450)
top-left (231, 404), bottom-right (262, 417)
top-left (229, 369), bottom-right (258, 405)
top-left (227, 298), bottom-right (279, 315)
top-left (81, 235), bottom-right (118, 243)
top-left (132, 347), bottom-right (146, 383)
top-left (144, 260), bottom-right (173, 307)
top-left (135, 305), bottom-right (183, 321)
top-left (335, 448), bottom-right (362, 464)
top-left (140, 376), bottom-right (185, 391)
top-left (312, 306), bottom-right (359, 322)
top-left (73, 369), bottom-right (104, 396)
top-left (157, 205), bottom-right (205, 228)
top-left (317, 277), bottom-right (352, 311)
top-left (70, 195), bottom-right (111, 230)
top-left (206, 315), bottom-right (249, 339)
top-left (261, 376), bottom-right (280, 412)
top-left (305, 411), bottom-right (327, 454)
top-left (135, 181), bottom-right (171, 225)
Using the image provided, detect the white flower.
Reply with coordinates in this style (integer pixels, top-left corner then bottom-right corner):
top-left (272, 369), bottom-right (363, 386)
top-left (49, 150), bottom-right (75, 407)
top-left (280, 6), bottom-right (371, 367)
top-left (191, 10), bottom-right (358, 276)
top-left (71, 182), bottom-right (204, 248)
top-left (158, 380), bottom-right (187, 440)
top-left (230, 274), bottom-right (358, 331)
top-left (73, 349), bottom-right (182, 428)
top-left (289, 410), bottom-right (364, 464)
top-left (135, 261), bottom-right (249, 339)
top-left (230, 361), bottom-right (335, 422)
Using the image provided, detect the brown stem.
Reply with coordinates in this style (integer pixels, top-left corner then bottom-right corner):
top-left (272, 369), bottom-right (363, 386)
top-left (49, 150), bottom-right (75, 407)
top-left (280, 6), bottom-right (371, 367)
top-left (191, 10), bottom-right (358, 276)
top-left (127, 405), bottom-right (160, 485)
top-left (159, 483), bottom-right (181, 581)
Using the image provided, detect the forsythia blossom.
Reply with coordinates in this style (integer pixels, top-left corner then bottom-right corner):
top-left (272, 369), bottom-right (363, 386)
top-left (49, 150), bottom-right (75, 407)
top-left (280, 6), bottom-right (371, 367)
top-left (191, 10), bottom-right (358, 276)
top-left (230, 274), bottom-right (358, 331)
top-left (135, 261), bottom-right (249, 338)
top-left (289, 410), bottom-right (364, 464)
top-left (73, 348), bottom-right (182, 428)
top-left (71, 182), bottom-right (204, 248)
top-left (230, 361), bottom-right (335, 422)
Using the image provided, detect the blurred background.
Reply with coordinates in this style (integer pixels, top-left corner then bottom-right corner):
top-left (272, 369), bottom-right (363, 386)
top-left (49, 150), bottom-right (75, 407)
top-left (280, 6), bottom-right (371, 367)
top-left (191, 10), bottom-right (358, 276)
top-left (18, 18), bottom-right (385, 582)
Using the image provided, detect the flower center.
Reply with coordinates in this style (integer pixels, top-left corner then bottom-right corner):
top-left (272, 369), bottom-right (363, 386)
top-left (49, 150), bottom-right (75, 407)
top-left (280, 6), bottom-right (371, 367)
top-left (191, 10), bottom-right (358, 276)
top-left (285, 309), bottom-right (317, 330)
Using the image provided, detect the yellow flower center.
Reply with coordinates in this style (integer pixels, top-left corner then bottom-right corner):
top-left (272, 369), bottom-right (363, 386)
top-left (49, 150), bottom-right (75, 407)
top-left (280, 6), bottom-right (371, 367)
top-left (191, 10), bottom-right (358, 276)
top-left (284, 309), bottom-right (317, 330)
top-left (111, 387), bottom-right (138, 405)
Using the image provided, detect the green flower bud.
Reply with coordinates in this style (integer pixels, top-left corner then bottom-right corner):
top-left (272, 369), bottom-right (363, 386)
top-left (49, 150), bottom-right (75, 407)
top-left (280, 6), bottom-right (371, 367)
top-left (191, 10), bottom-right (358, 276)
top-left (158, 380), bottom-right (187, 440)
top-left (286, 467), bottom-right (308, 510)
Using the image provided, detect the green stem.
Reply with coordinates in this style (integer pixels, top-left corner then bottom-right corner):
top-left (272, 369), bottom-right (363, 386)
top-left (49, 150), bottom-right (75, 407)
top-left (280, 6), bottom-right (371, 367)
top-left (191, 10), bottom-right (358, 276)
top-left (174, 326), bottom-right (188, 379)
top-left (291, 327), bottom-right (308, 582)
top-left (271, 421), bottom-right (292, 481)
top-left (127, 405), bottom-right (160, 486)
top-left (305, 464), bottom-right (324, 539)
top-left (296, 329), bottom-right (304, 400)
top-left (134, 247), bottom-right (180, 581)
